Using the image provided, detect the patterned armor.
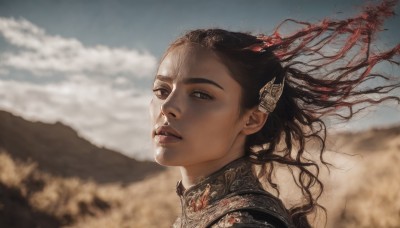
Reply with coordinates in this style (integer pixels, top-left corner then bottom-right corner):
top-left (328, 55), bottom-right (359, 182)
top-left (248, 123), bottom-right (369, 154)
top-left (173, 157), bottom-right (294, 228)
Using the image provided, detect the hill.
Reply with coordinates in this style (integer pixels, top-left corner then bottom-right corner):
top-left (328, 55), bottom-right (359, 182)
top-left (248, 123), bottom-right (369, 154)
top-left (0, 110), bottom-right (163, 184)
top-left (324, 125), bottom-right (400, 227)
top-left (0, 110), bottom-right (174, 228)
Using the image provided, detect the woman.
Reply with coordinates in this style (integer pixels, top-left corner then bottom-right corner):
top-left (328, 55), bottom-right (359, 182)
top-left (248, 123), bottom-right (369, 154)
top-left (150, 1), bottom-right (400, 227)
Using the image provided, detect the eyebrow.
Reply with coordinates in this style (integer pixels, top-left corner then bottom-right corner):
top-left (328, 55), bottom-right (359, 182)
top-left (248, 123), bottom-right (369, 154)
top-left (155, 75), bottom-right (224, 90)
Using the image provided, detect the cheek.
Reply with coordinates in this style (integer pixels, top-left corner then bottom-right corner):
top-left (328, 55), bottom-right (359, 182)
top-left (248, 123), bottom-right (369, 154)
top-left (189, 104), bottom-right (240, 149)
top-left (149, 98), bottom-right (160, 122)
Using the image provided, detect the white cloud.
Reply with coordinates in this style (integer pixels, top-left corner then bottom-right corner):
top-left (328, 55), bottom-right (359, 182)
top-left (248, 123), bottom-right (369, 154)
top-left (0, 17), bottom-right (158, 160)
top-left (0, 77), bottom-right (154, 160)
top-left (0, 17), bottom-right (157, 77)
top-left (0, 68), bottom-right (9, 75)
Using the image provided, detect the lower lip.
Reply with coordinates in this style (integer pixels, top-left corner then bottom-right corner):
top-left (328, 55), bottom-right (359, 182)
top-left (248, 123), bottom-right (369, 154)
top-left (155, 135), bottom-right (182, 144)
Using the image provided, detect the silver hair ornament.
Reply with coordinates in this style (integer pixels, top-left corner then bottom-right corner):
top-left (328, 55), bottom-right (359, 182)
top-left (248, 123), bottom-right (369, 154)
top-left (258, 77), bottom-right (285, 114)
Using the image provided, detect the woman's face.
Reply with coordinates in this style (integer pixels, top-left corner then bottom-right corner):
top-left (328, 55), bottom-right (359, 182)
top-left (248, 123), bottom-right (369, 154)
top-left (150, 44), bottom-right (248, 167)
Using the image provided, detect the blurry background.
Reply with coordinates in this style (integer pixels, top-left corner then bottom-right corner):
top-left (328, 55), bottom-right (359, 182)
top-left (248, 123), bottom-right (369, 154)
top-left (0, 0), bottom-right (399, 227)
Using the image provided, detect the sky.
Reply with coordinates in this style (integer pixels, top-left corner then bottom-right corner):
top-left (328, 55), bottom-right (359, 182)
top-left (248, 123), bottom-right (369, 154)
top-left (0, 0), bottom-right (399, 160)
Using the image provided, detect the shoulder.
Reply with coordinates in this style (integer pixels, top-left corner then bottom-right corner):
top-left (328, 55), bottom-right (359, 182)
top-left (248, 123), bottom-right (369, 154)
top-left (207, 193), bottom-right (293, 228)
top-left (210, 210), bottom-right (283, 228)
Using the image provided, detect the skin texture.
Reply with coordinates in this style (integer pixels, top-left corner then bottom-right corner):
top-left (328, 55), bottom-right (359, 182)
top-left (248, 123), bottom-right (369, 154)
top-left (149, 44), bottom-right (267, 188)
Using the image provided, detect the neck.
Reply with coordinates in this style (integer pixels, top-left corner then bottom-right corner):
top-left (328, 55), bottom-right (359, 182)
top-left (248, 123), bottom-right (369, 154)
top-left (179, 130), bottom-right (247, 189)
top-left (179, 152), bottom-right (244, 189)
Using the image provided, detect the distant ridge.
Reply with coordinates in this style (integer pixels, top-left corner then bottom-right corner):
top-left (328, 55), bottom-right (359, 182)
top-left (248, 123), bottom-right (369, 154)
top-left (329, 124), bottom-right (400, 153)
top-left (0, 110), bottom-right (163, 184)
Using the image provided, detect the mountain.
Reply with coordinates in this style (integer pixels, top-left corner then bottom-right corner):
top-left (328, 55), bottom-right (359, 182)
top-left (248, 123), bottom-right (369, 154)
top-left (0, 110), bottom-right (163, 184)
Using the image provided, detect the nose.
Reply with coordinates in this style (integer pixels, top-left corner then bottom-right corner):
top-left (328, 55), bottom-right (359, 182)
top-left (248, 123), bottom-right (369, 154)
top-left (160, 91), bottom-right (182, 119)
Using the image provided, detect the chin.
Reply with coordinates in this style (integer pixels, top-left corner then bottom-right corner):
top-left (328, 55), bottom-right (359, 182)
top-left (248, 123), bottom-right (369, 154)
top-left (154, 150), bottom-right (182, 167)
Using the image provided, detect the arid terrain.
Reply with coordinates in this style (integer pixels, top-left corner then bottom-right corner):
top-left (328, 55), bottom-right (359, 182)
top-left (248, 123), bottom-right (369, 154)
top-left (0, 110), bottom-right (399, 228)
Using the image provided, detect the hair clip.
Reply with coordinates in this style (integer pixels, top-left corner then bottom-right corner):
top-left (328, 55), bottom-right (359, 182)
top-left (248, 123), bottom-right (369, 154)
top-left (258, 77), bottom-right (285, 114)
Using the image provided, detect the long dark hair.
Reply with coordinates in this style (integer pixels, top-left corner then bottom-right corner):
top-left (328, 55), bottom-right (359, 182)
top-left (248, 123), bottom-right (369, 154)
top-left (163, 0), bottom-right (399, 227)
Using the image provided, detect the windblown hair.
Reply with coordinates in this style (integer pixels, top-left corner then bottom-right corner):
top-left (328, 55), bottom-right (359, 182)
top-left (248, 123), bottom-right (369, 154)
top-left (164, 0), bottom-right (400, 227)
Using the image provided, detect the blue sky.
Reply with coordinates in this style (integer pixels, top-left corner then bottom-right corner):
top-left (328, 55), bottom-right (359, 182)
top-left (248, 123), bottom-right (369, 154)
top-left (0, 0), bottom-right (399, 160)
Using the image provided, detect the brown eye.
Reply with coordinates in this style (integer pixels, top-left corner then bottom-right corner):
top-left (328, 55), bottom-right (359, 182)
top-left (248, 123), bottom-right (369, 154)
top-left (152, 88), bottom-right (170, 99)
top-left (191, 91), bottom-right (213, 100)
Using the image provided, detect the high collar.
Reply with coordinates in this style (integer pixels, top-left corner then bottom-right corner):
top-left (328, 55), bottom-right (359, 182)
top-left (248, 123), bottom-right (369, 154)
top-left (175, 157), bottom-right (265, 213)
top-left (173, 157), bottom-right (294, 228)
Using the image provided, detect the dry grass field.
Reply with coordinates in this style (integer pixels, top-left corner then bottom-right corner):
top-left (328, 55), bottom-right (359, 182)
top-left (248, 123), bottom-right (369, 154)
top-left (0, 110), bottom-right (399, 228)
top-left (325, 127), bottom-right (400, 228)
top-left (0, 151), bottom-right (180, 228)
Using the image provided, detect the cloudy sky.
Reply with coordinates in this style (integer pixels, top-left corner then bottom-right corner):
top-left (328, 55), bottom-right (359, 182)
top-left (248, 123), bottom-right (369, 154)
top-left (0, 0), bottom-right (399, 160)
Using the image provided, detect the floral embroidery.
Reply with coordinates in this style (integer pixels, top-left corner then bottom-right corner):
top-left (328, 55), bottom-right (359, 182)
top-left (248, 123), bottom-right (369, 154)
top-left (189, 184), bottom-right (211, 212)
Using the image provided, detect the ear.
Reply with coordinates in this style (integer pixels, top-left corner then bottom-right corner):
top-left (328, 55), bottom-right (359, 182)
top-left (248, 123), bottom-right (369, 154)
top-left (241, 107), bottom-right (268, 136)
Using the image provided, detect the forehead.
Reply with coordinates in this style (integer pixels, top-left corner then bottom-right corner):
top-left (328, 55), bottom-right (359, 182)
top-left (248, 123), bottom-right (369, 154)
top-left (156, 44), bottom-right (231, 81)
